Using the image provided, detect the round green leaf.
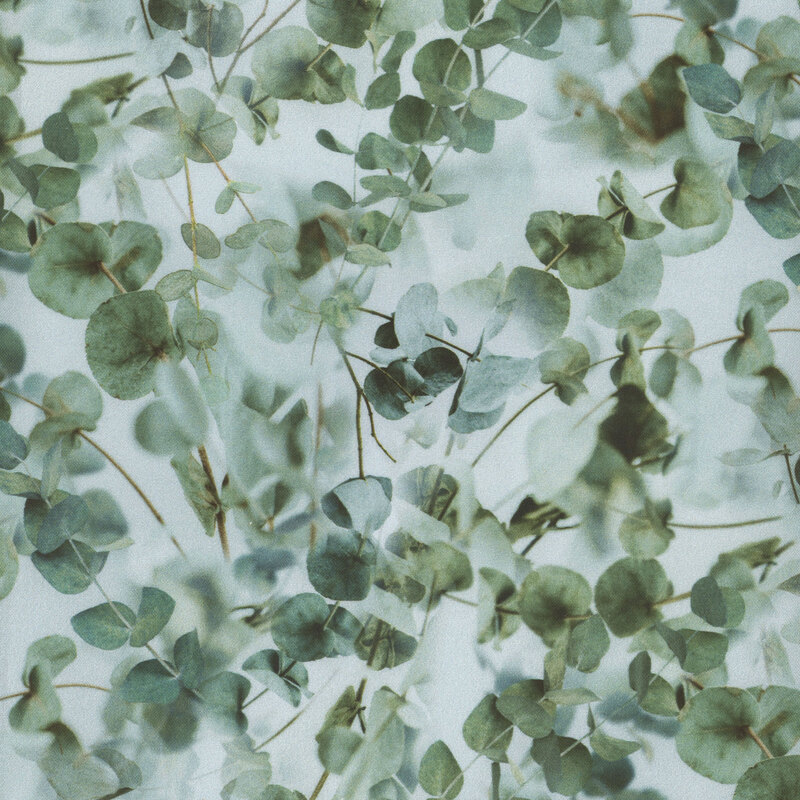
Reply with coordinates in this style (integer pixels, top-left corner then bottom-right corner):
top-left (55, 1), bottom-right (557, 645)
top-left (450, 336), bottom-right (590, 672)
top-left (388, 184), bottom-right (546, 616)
top-left (557, 215), bottom-right (626, 289)
top-left (129, 587), bottom-right (175, 647)
top-left (271, 593), bottom-right (336, 661)
top-left (734, 756), bottom-right (800, 800)
top-left (181, 222), bottom-right (221, 259)
top-left (660, 159), bottom-right (727, 229)
top-left (307, 530), bottom-right (376, 600)
top-left (71, 602), bottom-right (136, 650)
top-left (519, 565), bottom-right (592, 646)
top-left (42, 112), bottom-right (80, 162)
top-left (504, 267), bottom-right (569, 349)
top-left (32, 540), bottom-right (108, 595)
top-left (683, 64), bottom-right (741, 113)
top-left (462, 694), bottom-right (512, 762)
top-left (252, 27), bottom-right (319, 100)
top-left (29, 223), bottom-right (113, 319)
top-left (531, 733), bottom-right (592, 796)
top-left (390, 95), bottom-right (445, 144)
top-left (306, 0), bottom-right (380, 48)
top-left (413, 38), bottom-right (472, 106)
top-left (85, 290), bottom-right (182, 400)
top-left (676, 687), bottom-right (762, 783)
top-left (418, 740), bottom-right (463, 800)
top-left (595, 557), bottom-right (672, 637)
top-left (120, 659), bottom-right (181, 704)
top-left (497, 679), bottom-right (553, 738)
top-left (468, 87), bottom-right (527, 120)
top-left (0, 324), bottom-right (24, 380)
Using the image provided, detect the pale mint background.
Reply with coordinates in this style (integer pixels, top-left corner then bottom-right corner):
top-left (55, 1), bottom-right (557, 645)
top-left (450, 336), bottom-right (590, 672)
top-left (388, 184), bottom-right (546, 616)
top-left (1, 1), bottom-right (800, 798)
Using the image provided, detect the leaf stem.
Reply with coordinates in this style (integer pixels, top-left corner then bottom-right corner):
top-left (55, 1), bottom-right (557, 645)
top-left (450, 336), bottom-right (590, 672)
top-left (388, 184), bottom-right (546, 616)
top-left (197, 444), bottom-right (230, 561)
top-left (138, 0), bottom-right (155, 39)
top-left (306, 42), bottom-right (333, 71)
top-left (747, 726), bottom-right (774, 759)
top-left (472, 385), bottom-right (555, 467)
top-left (6, 128), bottom-right (42, 144)
top-left (20, 52), bottom-right (134, 66)
top-left (345, 351), bottom-right (415, 402)
top-left (652, 590), bottom-right (691, 608)
top-left (240, 0), bottom-right (303, 55)
top-left (476, 326), bottom-right (800, 466)
top-left (671, 516), bottom-right (783, 529)
top-left (355, 307), bottom-right (476, 358)
top-left (341, 350), bottom-right (396, 466)
top-left (98, 261), bottom-right (127, 294)
top-left (544, 242), bottom-right (569, 271)
top-left (0, 682), bottom-right (110, 703)
top-left (784, 450), bottom-right (800, 505)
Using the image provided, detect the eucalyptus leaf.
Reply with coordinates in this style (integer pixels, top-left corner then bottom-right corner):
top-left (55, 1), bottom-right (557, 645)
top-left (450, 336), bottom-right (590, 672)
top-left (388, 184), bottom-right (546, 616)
top-left (86, 290), bottom-right (182, 400)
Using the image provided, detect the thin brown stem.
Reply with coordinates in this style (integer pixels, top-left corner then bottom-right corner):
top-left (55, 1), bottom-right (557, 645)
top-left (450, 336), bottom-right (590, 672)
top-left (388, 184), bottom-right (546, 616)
top-left (0, 682), bottom-right (110, 703)
top-left (442, 592), bottom-right (519, 615)
top-left (671, 516), bottom-right (782, 529)
top-left (629, 11), bottom-right (800, 87)
top-left (783, 451), bottom-right (800, 504)
top-left (207, 8), bottom-right (221, 92)
top-left (98, 262), bottom-right (127, 294)
top-left (341, 350), bottom-right (393, 470)
top-left (747, 727), bottom-right (774, 759)
top-left (653, 590), bottom-right (691, 608)
top-left (20, 52), bottom-right (134, 66)
top-left (472, 385), bottom-right (555, 467)
top-left (197, 445), bottom-right (230, 560)
top-left (345, 351), bottom-right (415, 401)
top-left (139, 0), bottom-right (155, 39)
top-left (544, 242), bottom-right (569, 271)
top-left (306, 42), bottom-right (333, 71)
top-left (356, 307), bottom-right (476, 358)
top-left (6, 128), bottom-right (42, 144)
top-left (629, 12), bottom-right (684, 22)
top-left (78, 432), bottom-right (165, 526)
top-left (240, 0), bottom-right (303, 54)
top-left (476, 326), bottom-right (800, 467)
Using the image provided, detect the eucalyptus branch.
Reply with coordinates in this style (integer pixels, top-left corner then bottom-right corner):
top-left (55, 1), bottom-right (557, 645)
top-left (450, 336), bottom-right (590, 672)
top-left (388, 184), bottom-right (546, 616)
top-left (344, 351), bottom-right (415, 402)
top-left (442, 591), bottom-right (520, 615)
top-left (629, 12), bottom-right (800, 87)
top-left (356, 307), bottom-right (476, 359)
top-left (784, 451), bottom-right (800, 505)
top-left (67, 538), bottom-right (187, 687)
top-left (341, 350), bottom-right (396, 467)
top-left (0, 683), bottom-right (110, 703)
top-left (472, 386), bottom-right (554, 467)
top-left (652, 590), bottom-right (692, 608)
top-left (197, 444), bottom-right (230, 561)
top-left (207, 8), bottom-right (221, 92)
top-left (19, 52), bottom-right (134, 66)
top-left (5, 127), bottom-right (42, 144)
top-left (376, 0), bottom-right (496, 250)
top-left (475, 327), bottom-right (800, 466)
top-left (0, 386), bottom-right (167, 529)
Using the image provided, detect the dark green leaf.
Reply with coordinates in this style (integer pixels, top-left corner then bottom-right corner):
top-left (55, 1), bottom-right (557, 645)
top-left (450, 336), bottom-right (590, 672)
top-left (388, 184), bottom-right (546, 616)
top-left (70, 602), bottom-right (135, 650)
top-left (120, 659), bottom-right (181, 704)
top-left (129, 587), bottom-right (175, 647)
top-left (85, 290), bottom-right (182, 400)
top-left (595, 557), bottom-right (672, 637)
top-left (682, 64), bottom-right (741, 112)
